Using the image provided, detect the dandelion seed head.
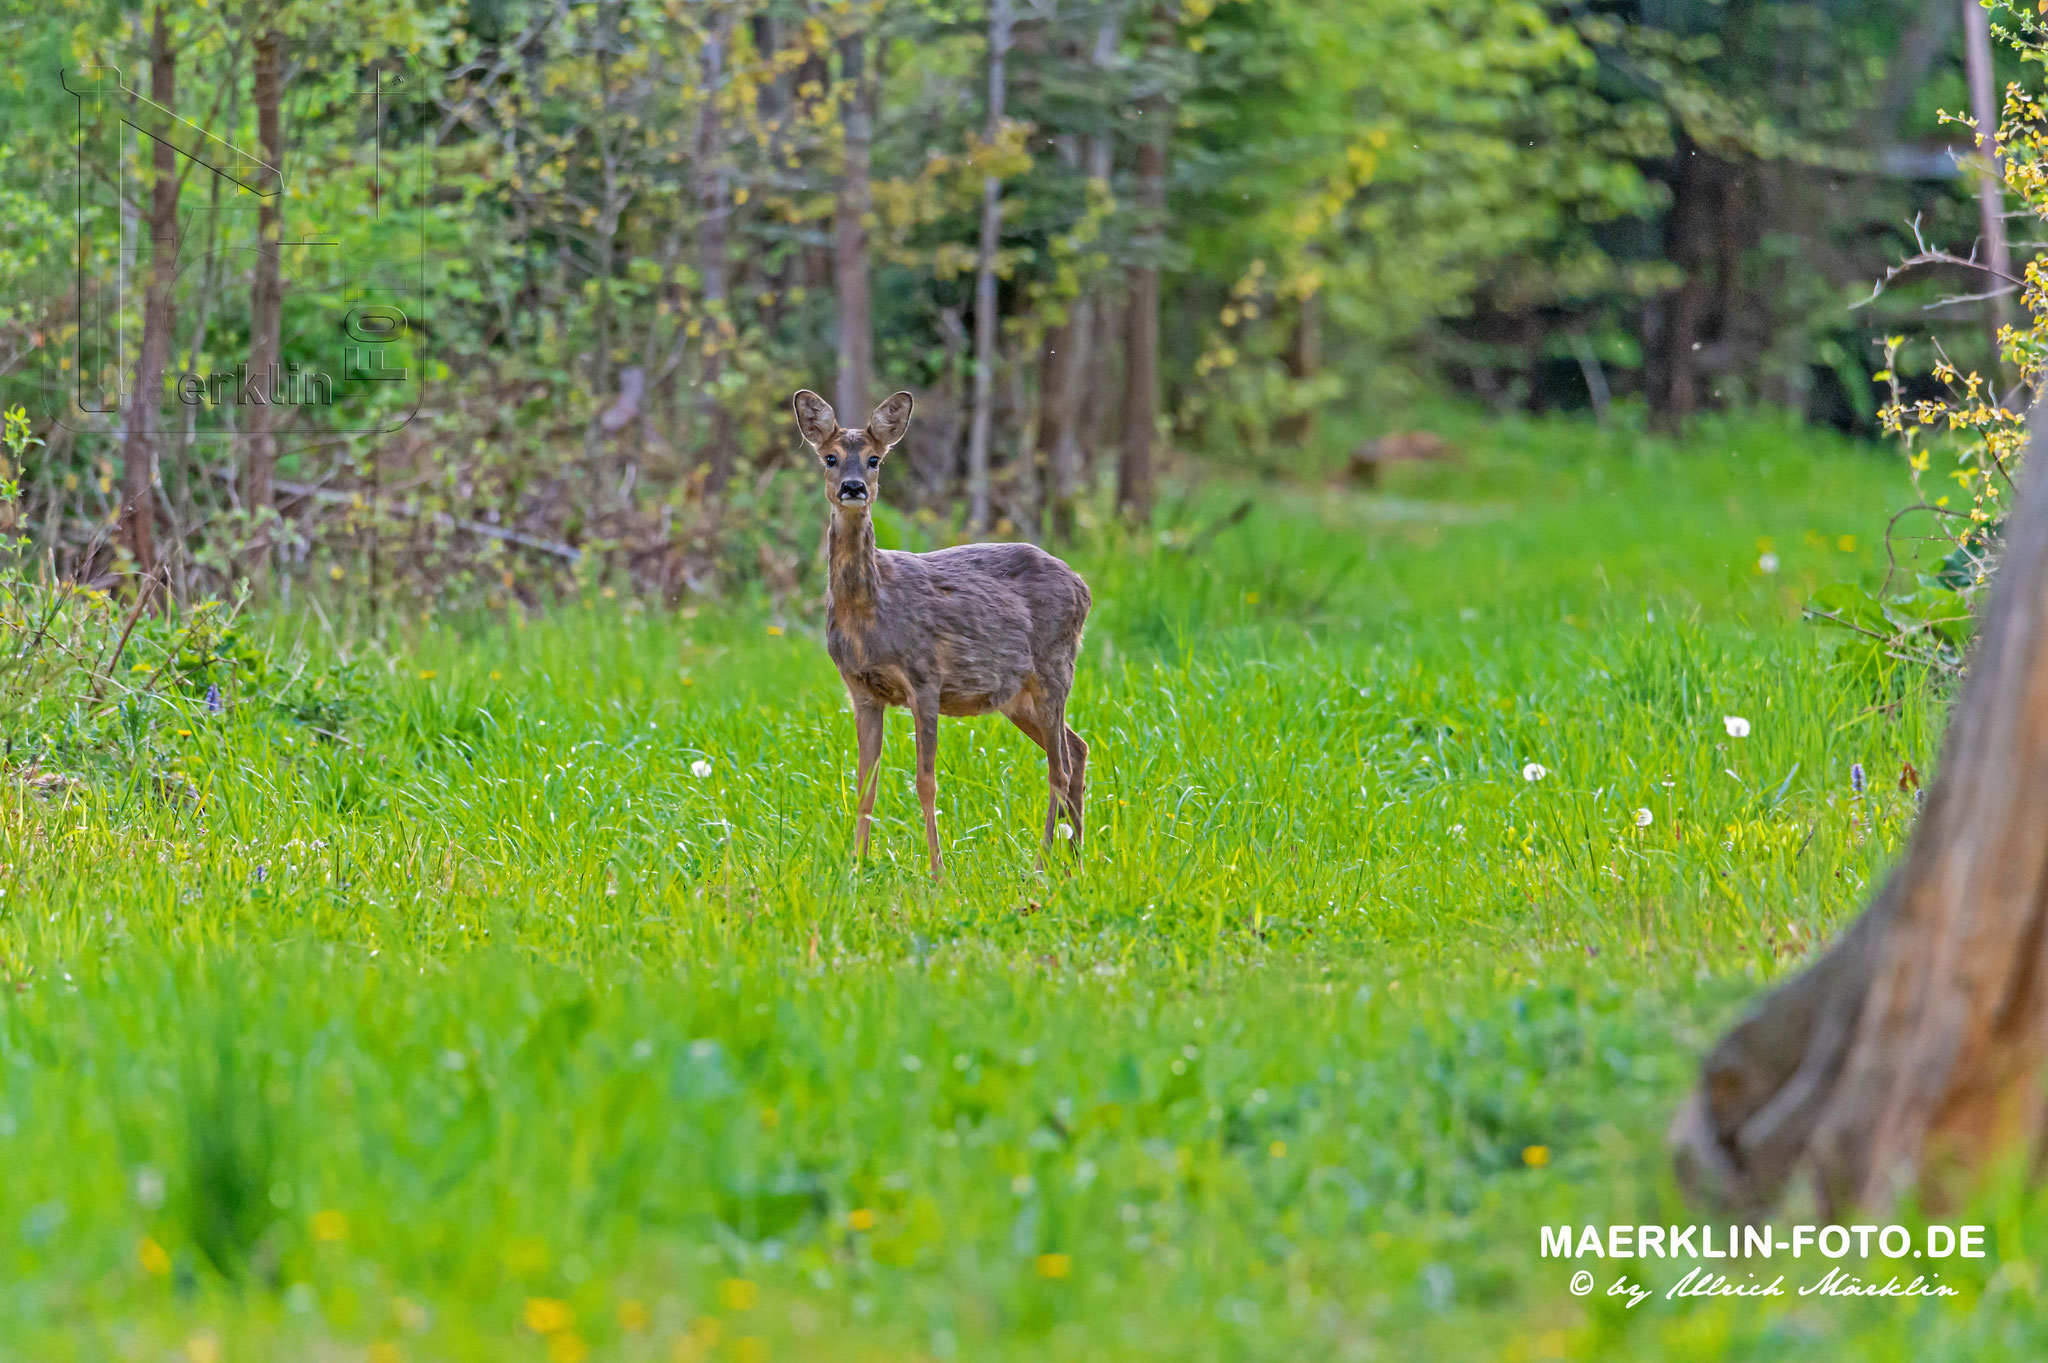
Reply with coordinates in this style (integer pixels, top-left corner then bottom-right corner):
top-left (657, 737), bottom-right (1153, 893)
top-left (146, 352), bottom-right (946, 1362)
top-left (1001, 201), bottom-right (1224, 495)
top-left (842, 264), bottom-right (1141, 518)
top-left (690, 758), bottom-right (713, 780)
top-left (1521, 762), bottom-right (1548, 782)
top-left (1723, 715), bottom-right (1751, 738)
top-left (1634, 808), bottom-right (1653, 827)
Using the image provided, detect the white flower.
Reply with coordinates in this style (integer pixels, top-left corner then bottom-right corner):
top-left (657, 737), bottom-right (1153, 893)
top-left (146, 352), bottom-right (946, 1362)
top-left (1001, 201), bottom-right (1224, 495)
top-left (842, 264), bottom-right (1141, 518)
top-left (1634, 808), bottom-right (1654, 827)
top-left (1722, 716), bottom-right (1751, 738)
top-left (1056, 822), bottom-right (1074, 840)
top-left (1521, 763), bottom-right (1548, 782)
top-left (690, 758), bottom-right (714, 779)
top-left (1758, 552), bottom-right (1780, 574)
top-left (1449, 823), bottom-right (1466, 838)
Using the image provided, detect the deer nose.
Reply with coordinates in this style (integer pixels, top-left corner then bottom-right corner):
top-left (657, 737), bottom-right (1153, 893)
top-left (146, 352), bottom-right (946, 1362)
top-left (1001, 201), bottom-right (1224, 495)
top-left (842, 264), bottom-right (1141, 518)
top-left (838, 479), bottom-right (868, 500)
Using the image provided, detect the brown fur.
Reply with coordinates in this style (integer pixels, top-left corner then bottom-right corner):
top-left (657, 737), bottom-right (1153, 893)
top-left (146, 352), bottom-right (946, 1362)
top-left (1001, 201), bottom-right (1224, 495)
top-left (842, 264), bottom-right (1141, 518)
top-left (1344, 431), bottom-right (1460, 486)
top-left (793, 388), bottom-right (1092, 876)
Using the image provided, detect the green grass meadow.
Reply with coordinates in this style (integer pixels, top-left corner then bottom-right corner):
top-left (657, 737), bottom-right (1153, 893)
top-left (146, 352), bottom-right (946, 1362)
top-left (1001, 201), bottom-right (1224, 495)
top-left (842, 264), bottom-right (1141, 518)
top-left (8, 413), bottom-right (2046, 1361)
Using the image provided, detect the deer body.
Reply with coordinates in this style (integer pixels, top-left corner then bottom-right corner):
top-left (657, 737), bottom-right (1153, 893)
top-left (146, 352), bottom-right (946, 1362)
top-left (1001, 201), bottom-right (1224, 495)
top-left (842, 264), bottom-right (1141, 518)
top-left (797, 389), bottom-right (1091, 876)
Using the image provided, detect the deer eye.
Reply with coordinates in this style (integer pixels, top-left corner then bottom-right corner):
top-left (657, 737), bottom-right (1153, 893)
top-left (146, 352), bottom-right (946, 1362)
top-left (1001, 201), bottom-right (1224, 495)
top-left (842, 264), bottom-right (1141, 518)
top-left (867, 456), bottom-right (880, 469)
top-left (823, 454), bottom-right (837, 468)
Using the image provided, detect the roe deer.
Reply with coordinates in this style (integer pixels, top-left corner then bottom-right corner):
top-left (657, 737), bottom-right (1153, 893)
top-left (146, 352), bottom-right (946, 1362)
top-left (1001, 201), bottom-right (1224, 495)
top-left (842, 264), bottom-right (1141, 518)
top-left (792, 388), bottom-right (1092, 877)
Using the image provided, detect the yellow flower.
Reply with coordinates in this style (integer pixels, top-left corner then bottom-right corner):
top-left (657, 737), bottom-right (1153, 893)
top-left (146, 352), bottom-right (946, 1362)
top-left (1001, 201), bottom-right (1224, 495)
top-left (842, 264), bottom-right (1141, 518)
top-left (847, 1208), bottom-right (876, 1232)
top-left (547, 1333), bottom-right (589, 1363)
top-left (185, 1335), bottom-right (221, 1363)
top-left (616, 1299), bottom-right (650, 1332)
top-left (369, 1344), bottom-right (404, 1363)
top-left (766, 625), bottom-right (784, 636)
top-left (1036, 1252), bottom-right (1072, 1279)
top-left (735, 1338), bottom-right (768, 1363)
top-left (417, 670), bottom-right (437, 680)
top-left (1522, 1144), bottom-right (1551, 1168)
top-left (523, 1297), bottom-right (575, 1334)
top-left (1836, 534), bottom-right (1858, 553)
top-left (1268, 1140), bottom-right (1287, 1159)
top-left (138, 1235), bottom-right (171, 1275)
top-left (718, 1278), bottom-right (759, 1312)
top-left (311, 1209), bottom-right (349, 1242)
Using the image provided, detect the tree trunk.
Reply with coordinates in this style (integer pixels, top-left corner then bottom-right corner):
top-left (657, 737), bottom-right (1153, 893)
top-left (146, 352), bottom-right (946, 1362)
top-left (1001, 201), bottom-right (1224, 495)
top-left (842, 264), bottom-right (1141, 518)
top-left (965, 0), bottom-right (1013, 534)
top-left (1118, 104), bottom-right (1166, 523)
top-left (697, 16), bottom-right (734, 492)
top-left (1963, 0), bottom-right (2015, 347)
top-left (244, 22), bottom-right (284, 571)
top-left (835, 27), bottom-right (875, 423)
top-left (1672, 417), bottom-right (2048, 1216)
top-left (1078, 270), bottom-right (1121, 493)
top-left (1649, 138), bottom-right (1718, 430)
top-left (1276, 288), bottom-right (1321, 446)
top-left (1034, 318), bottom-right (1072, 541)
top-left (1036, 127), bottom-right (1098, 543)
top-left (120, 3), bottom-right (178, 578)
top-left (1872, 0), bottom-right (1958, 141)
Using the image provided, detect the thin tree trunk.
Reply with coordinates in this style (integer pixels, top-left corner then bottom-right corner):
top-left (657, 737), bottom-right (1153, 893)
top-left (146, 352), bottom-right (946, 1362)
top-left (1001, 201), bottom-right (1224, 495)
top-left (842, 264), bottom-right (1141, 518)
top-left (1872, 0), bottom-right (1958, 141)
top-left (1036, 313), bottom-right (1076, 541)
top-left (1963, 0), bottom-right (2015, 346)
top-left (1276, 288), bottom-right (1321, 446)
top-left (1080, 285), bottom-right (1121, 490)
top-left (697, 16), bottom-right (734, 492)
top-left (1035, 131), bottom-right (1085, 542)
top-left (835, 27), bottom-right (875, 423)
top-left (244, 22), bottom-right (284, 572)
top-left (1650, 138), bottom-right (1714, 430)
top-left (1073, 116), bottom-right (1122, 491)
top-left (966, 0), bottom-right (1012, 534)
top-left (121, 3), bottom-right (178, 578)
top-left (1118, 93), bottom-right (1167, 523)
top-left (1673, 417), bottom-right (2048, 1215)
top-left (1043, 16), bottom-right (1121, 540)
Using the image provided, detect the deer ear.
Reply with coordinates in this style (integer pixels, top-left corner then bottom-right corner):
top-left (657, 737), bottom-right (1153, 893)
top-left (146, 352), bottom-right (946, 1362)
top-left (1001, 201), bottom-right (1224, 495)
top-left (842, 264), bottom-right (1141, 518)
top-left (866, 391), bottom-right (914, 451)
top-left (792, 390), bottom-right (839, 448)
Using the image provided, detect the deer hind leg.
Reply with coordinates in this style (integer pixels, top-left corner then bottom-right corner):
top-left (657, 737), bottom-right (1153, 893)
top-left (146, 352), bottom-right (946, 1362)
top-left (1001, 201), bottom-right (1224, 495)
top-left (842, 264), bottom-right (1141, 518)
top-left (851, 697), bottom-right (885, 857)
top-left (1003, 700), bottom-right (1067, 863)
top-left (1061, 724), bottom-right (1088, 853)
top-left (1040, 697), bottom-right (1072, 854)
top-left (912, 696), bottom-right (943, 879)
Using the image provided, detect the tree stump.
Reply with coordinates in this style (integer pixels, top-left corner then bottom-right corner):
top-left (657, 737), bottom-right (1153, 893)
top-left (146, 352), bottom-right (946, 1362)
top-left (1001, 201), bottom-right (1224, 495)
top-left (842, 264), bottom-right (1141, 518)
top-left (1672, 422), bottom-right (2048, 1215)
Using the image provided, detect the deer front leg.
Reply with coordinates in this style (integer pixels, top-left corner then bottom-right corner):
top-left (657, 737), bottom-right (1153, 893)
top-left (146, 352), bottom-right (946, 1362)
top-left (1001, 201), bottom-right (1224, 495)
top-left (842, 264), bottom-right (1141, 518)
top-left (912, 697), bottom-right (943, 878)
top-left (851, 697), bottom-right (885, 857)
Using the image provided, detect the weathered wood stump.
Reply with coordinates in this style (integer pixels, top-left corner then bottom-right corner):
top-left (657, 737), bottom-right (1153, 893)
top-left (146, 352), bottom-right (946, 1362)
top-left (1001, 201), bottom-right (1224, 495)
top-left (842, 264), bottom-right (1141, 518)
top-left (1672, 421), bottom-right (2048, 1215)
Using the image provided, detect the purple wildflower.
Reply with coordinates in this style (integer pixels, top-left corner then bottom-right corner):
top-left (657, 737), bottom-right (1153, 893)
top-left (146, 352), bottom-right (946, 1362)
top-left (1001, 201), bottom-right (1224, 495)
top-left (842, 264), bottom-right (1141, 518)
top-left (205, 684), bottom-right (223, 715)
top-left (1850, 762), bottom-right (1865, 795)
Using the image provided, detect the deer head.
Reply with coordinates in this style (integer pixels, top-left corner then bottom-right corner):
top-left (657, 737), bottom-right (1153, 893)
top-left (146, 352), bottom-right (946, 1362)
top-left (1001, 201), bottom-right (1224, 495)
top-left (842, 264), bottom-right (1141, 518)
top-left (792, 390), bottom-right (915, 514)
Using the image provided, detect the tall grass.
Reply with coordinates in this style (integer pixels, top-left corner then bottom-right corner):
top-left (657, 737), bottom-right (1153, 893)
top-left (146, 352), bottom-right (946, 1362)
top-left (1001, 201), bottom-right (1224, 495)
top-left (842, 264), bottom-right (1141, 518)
top-left (1, 413), bottom-right (2031, 1362)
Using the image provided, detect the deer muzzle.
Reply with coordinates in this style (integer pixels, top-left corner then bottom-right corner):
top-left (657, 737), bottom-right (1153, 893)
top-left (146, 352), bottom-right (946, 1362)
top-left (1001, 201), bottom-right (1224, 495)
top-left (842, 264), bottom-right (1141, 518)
top-left (837, 479), bottom-right (869, 505)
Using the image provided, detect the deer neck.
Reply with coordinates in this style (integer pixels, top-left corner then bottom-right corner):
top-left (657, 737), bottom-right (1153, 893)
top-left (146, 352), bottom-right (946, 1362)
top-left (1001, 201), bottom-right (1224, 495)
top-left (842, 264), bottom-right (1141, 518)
top-left (826, 510), bottom-right (881, 619)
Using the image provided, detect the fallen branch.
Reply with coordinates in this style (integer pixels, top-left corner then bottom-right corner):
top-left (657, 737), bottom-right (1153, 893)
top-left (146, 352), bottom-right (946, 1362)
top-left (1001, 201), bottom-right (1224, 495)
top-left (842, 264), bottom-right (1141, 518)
top-left (274, 481), bottom-right (584, 564)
